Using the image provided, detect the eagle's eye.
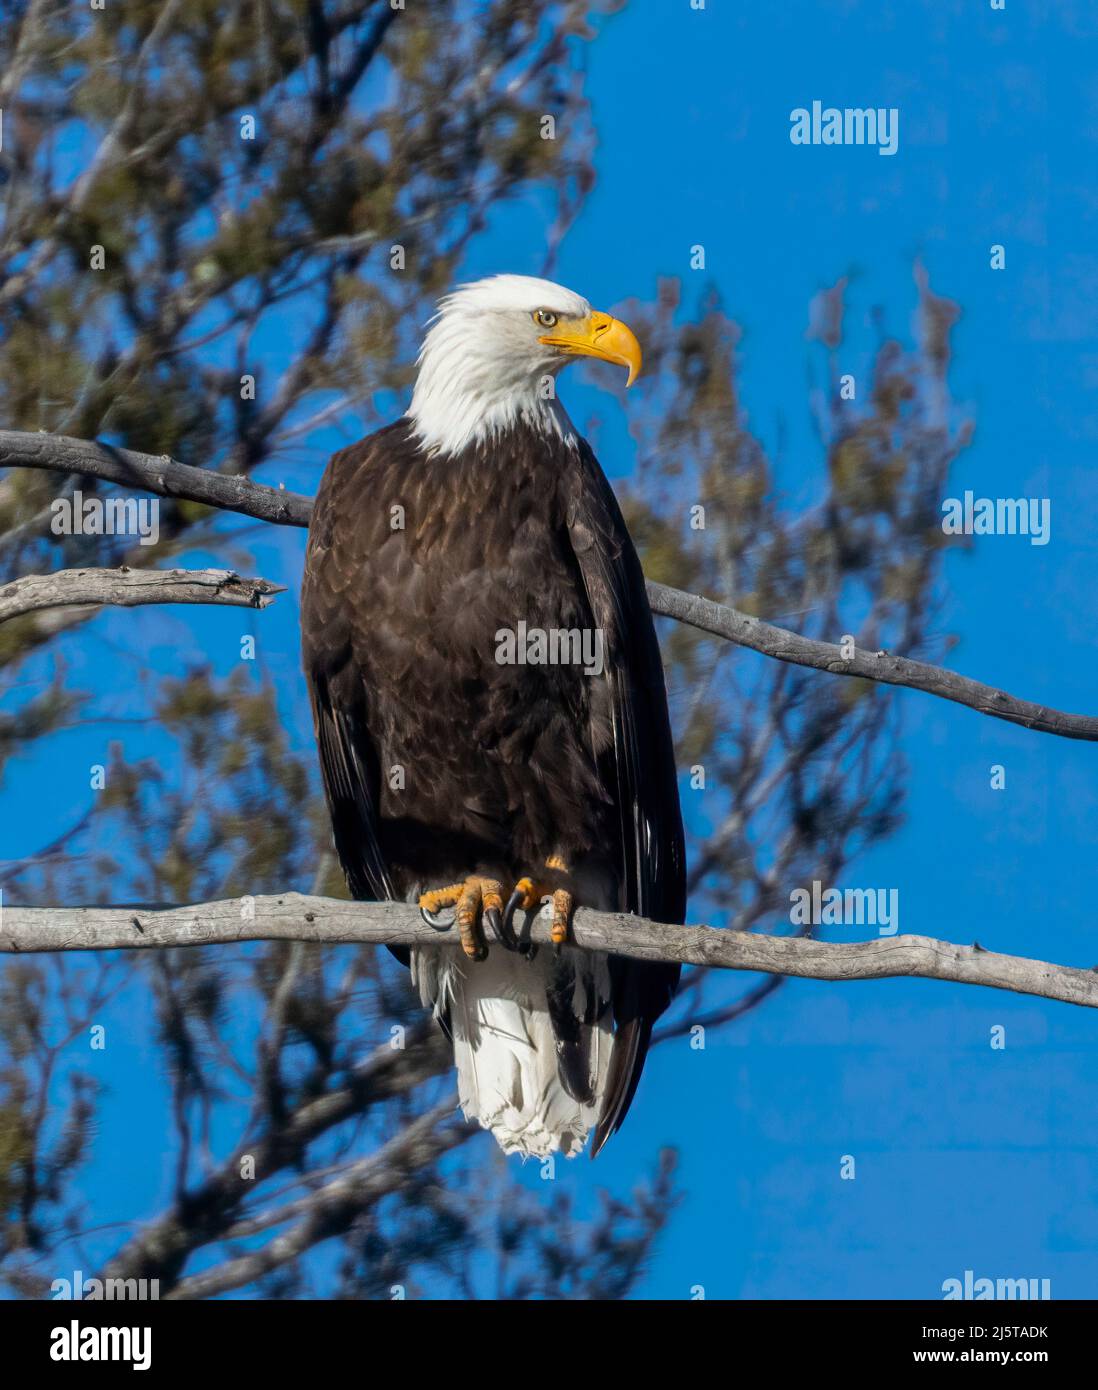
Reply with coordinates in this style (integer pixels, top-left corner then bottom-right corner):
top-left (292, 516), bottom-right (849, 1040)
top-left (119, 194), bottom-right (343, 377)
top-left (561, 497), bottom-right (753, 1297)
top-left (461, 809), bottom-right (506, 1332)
top-left (534, 309), bottom-right (558, 328)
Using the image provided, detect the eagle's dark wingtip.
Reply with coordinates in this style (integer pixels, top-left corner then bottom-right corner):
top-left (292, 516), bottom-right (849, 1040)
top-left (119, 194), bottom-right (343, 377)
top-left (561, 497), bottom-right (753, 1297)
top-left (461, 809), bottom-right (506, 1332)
top-left (588, 1013), bottom-right (652, 1159)
top-left (589, 1121), bottom-right (613, 1160)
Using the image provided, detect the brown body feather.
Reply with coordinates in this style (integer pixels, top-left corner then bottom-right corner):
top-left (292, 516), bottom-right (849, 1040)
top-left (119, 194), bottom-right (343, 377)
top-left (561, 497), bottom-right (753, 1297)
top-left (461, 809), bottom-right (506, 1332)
top-left (301, 418), bottom-right (685, 1153)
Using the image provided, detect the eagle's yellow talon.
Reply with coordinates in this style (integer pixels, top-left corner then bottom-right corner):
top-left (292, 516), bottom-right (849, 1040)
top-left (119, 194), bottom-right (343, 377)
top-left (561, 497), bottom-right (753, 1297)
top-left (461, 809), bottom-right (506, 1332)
top-left (551, 888), bottom-right (573, 946)
top-left (418, 882), bottom-right (465, 916)
top-left (513, 857), bottom-right (568, 912)
top-left (419, 876), bottom-right (502, 961)
top-left (501, 859), bottom-right (574, 951)
top-left (512, 876), bottom-right (540, 911)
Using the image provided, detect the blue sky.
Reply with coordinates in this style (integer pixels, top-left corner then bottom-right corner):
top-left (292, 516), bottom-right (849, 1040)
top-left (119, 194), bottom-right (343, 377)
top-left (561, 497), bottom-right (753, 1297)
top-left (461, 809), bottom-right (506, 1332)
top-left (4, 0), bottom-right (1098, 1298)
top-left (559, 0), bottom-right (1098, 1300)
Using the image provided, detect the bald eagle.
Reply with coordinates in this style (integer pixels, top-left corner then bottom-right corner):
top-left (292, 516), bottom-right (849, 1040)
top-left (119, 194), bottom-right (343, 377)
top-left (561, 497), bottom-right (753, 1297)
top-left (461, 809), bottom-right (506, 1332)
top-left (301, 275), bottom-right (685, 1158)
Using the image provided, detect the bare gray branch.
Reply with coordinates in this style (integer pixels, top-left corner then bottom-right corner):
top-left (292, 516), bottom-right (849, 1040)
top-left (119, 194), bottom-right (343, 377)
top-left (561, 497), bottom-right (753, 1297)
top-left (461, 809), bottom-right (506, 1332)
top-left (0, 567), bottom-right (286, 624)
top-left (0, 431), bottom-right (310, 527)
top-left (3, 893), bottom-right (1097, 1011)
top-left (3, 427), bottom-right (1092, 740)
top-left (647, 581), bottom-right (1098, 742)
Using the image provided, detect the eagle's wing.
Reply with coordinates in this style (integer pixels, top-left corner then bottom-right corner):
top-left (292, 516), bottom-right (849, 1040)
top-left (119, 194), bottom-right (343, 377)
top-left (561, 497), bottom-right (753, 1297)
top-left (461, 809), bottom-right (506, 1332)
top-left (301, 437), bottom-right (396, 911)
top-left (567, 442), bottom-right (687, 1155)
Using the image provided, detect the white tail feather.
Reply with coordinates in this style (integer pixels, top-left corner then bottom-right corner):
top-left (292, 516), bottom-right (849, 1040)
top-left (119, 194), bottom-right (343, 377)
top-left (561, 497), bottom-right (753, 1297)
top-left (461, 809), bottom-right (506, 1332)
top-left (411, 944), bottom-right (614, 1158)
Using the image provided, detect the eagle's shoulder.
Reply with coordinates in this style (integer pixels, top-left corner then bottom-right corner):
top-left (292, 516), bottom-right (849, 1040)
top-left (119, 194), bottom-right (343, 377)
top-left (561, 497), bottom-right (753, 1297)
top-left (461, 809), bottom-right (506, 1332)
top-left (309, 419), bottom-right (417, 544)
top-left (302, 420), bottom-right (421, 676)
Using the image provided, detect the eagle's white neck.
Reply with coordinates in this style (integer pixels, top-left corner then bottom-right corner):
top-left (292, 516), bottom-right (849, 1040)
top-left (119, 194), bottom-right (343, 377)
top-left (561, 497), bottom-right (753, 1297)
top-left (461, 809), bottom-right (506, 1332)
top-left (407, 373), bottom-right (577, 459)
top-left (405, 296), bottom-right (580, 458)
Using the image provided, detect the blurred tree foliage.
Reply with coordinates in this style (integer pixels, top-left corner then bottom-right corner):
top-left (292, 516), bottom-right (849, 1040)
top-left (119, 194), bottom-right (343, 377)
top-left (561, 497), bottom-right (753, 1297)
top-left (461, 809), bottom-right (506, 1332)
top-left (0, 0), bottom-right (969, 1296)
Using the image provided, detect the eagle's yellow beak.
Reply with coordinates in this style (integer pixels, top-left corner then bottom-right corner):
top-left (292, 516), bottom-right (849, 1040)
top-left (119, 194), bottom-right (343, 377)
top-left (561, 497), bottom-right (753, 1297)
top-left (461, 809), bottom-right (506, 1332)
top-left (538, 311), bottom-right (642, 387)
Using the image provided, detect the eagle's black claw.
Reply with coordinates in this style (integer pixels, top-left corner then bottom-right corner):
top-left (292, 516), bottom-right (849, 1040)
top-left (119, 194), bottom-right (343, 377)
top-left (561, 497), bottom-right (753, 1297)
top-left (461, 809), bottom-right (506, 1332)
top-left (420, 904), bottom-right (456, 932)
top-left (485, 904), bottom-right (518, 951)
top-left (502, 889), bottom-right (536, 956)
top-left (501, 890), bottom-right (529, 952)
top-left (502, 888), bottom-right (523, 933)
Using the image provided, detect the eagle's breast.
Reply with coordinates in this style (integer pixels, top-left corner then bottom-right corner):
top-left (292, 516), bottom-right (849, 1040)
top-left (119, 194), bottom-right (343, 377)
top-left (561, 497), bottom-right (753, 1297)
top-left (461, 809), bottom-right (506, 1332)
top-left (307, 418), bottom-right (618, 901)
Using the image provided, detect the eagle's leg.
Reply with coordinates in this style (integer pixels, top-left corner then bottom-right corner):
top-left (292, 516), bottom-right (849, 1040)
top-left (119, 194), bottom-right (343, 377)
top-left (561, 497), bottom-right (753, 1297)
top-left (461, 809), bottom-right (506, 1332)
top-left (502, 856), bottom-right (573, 950)
top-left (549, 887), bottom-right (573, 948)
top-left (418, 877), bottom-right (503, 962)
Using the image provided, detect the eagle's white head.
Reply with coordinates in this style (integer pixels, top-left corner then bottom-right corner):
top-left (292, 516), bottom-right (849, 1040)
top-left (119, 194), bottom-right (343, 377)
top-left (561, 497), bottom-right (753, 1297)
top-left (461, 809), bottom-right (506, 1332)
top-left (406, 274), bottom-right (642, 458)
